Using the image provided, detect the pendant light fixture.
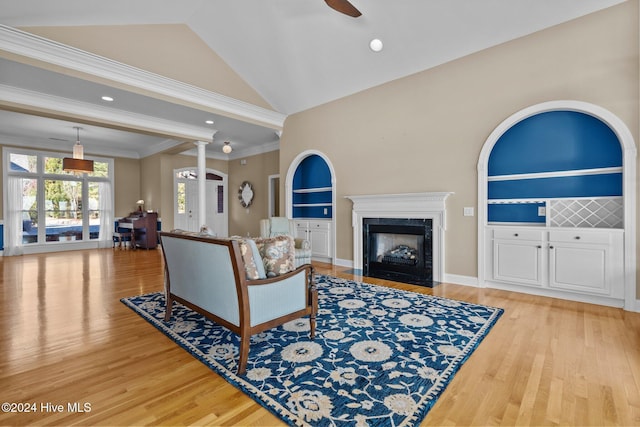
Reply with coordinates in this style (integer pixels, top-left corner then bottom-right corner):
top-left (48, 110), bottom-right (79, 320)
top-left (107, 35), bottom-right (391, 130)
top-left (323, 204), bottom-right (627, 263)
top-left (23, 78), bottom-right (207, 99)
top-left (222, 141), bottom-right (232, 154)
top-left (63, 126), bottom-right (94, 173)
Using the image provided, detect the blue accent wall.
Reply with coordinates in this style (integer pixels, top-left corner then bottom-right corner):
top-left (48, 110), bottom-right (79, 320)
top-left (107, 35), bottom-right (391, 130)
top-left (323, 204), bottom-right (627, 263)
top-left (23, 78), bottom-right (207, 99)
top-left (487, 110), bottom-right (623, 224)
top-left (293, 206), bottom-right (333, 218)
top-left (489, 111), bottom-right (621, 176)
top-left (293, 155), bottom-right (332, 190)
top-left (488, 173), bottom-right (623, 199)
top-left (488, 204), bottom-right (546, 223)
top-left (293, 155), bottom-right (333, 219)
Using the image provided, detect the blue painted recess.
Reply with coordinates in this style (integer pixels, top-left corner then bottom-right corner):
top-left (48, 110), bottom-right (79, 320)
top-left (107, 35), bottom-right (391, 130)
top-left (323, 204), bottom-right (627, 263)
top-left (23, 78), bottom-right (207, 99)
top-left (293, 155), bottom-right (333, 219)
top-left (488, 111), bottom-right (621, 176)
top-left (293, 155), bottom-right (332, 190)
top-left (488, 173), bottom-right (623, 200)
top-left (487, 110), bottom-right (623, 224)
top-left (293, 206), bottom-right (333, 219)
top-left (488, 203), bottom-right (546, 223)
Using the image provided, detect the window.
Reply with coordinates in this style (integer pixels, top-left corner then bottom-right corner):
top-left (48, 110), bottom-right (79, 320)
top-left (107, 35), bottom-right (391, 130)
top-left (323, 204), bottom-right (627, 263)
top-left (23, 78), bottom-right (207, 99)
top-left (4, 147), bottom-right (114, 248)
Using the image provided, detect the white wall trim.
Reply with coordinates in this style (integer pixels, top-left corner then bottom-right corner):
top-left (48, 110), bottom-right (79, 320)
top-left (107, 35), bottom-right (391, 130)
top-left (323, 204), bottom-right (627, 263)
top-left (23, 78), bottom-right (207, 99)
top-left (0, 25), bottom-right (286, 130)
top-left (477, 100), bottom-right (637, 311)
top-left (180, 140), bottom-right (280, 161)
top-left (444, 273), bottom-right (479, 287)
top-left (344, 192), bottom-right (453, 283)
top-left (333, 257), bottom-right (354, 268)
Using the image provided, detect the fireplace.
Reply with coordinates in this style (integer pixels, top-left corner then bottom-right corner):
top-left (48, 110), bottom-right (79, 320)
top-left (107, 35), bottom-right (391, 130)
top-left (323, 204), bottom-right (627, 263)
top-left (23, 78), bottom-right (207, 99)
top-left (345, 192), bottom-right (453, 285)
top-left (363, 218), bottom-right (433, 286)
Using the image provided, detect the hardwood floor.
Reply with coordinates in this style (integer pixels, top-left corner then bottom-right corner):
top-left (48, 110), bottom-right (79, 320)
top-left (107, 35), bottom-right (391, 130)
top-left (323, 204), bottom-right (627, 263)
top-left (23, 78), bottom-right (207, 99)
top-left (1, 248), bottom-right (639, 426)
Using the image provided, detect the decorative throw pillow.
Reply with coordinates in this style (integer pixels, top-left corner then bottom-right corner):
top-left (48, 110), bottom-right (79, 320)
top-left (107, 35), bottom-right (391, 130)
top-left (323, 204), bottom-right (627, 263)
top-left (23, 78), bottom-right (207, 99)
top-left (237, 238), bottom-right (267, 280)
top-left (199, 225), bottom-right (216, 237)
top-left (253, 235), bottom-right (295, 277)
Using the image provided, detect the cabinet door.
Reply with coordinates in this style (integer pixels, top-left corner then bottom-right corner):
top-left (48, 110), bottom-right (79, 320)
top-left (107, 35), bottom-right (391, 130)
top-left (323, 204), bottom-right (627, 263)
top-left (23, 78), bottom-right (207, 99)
top-left (493, 239), bottom-right (543, 286)
top-left (294, 221), bottom-right (308, 241)
top-left (548, 243), bottom-right (609, 295)
top-left (309, 221), bottom-right (331, 258)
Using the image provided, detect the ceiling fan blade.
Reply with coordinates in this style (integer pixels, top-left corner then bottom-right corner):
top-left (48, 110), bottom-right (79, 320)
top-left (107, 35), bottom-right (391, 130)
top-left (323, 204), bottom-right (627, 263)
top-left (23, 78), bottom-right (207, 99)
top-left (324, 0), bottom-right (362, 17)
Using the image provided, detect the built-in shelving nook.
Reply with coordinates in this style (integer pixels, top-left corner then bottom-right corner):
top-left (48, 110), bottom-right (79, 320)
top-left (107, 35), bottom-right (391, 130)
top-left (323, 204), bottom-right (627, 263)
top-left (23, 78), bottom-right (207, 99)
top-left (478, 101), bottom-right (636, 311)
top-left (286, 150), bottom-right (336, 262)
top-left (291, 154), bottom-right (333, 219)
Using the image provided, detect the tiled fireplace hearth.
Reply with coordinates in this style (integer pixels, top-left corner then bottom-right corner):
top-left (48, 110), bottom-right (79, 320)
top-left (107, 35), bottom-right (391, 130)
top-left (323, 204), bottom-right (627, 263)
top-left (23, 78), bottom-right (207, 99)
top-left (345, 192), bottom-right (453, 285)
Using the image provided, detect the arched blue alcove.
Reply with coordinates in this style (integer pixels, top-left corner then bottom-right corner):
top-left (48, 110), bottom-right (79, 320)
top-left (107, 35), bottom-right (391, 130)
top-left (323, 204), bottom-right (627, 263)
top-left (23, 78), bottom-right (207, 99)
top-left (487, 111), bottom-right (622, 224)
top-left (477, 100), bottom-right (636, 311)
top-left (292, 154), bottom-right (333, 218)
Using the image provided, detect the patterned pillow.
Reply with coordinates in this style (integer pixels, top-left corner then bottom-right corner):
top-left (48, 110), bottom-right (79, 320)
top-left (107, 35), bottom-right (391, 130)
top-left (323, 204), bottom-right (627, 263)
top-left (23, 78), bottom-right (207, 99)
top-left (253, 235), bottom-right (295, 277)
top-left (237, 238), bottom-right (267, 280)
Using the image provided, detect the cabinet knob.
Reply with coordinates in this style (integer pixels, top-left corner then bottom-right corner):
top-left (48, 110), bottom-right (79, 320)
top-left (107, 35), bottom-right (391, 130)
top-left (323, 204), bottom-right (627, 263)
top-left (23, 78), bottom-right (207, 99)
top-left (549, 245), bottom-right (554, 249)
top-left (536, 245), bottom-right (542, 249)
top-left (574, 236), bottom-right (581, 240)
top-left (514, 233), bottom-right (519, 237)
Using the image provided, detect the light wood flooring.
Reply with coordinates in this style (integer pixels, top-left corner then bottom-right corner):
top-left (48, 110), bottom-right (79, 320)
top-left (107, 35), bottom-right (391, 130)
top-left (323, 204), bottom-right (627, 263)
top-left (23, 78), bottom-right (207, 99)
top-left (1, 248), bottom-right (639, 426)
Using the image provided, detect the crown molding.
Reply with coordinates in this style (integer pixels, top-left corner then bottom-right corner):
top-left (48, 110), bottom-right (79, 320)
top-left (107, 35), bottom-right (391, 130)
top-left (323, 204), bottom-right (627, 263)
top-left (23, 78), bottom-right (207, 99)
top-left (0, 25), bottom-right (287, 130)
top-left (180, 139), bottom-right (280, 161)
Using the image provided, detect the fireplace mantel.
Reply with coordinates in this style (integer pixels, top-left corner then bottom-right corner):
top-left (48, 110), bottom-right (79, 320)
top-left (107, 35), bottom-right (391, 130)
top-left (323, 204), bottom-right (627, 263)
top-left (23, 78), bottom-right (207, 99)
top-left (345, 192), bottom-right (453, 282)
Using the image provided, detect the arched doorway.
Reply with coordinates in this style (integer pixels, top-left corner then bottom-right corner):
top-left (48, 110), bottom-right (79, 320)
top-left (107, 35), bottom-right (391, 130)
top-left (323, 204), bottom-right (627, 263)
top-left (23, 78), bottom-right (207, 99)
top-left (285, 150), bottom-right (336, 262)
top-left (477, 101), bottom-right (636, 310)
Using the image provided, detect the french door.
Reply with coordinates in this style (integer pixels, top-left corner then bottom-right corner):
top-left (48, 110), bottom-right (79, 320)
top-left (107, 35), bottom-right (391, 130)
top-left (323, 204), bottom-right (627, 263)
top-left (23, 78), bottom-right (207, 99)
top-left (174, 169), bottom-right (227, 236)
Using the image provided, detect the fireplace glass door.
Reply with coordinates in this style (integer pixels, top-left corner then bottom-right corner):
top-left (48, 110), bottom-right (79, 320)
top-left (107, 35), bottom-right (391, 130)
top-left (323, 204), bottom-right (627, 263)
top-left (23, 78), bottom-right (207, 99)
top-left (363, 218), bottom-right (433, 286)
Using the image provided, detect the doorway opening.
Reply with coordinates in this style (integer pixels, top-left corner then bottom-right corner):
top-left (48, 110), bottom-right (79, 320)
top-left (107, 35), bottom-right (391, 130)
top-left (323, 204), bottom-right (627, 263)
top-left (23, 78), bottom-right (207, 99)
top-left (174, 168), bottom-right (228, 236)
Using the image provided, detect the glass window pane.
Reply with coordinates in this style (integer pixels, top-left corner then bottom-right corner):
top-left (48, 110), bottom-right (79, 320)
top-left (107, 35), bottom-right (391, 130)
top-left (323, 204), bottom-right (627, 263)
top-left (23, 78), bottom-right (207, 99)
top-left (10, 153), bottom-right (37, 173)
top-left (45, 179), bottom-right (83, 242)
top-left (177, 182), bottom-right (186, 214)
top-left (176, 170), bottom-right (196, 179)
top-left (21, 178), bottom-right (38, 244)
top-left (44, 156), bottom-right (64, 174)
top-left (218, 185), bottom-right (224, 214)
top-left (88, 181), bottom-right (100, 240)
top-left (90, 161), bottom-right (109, 178)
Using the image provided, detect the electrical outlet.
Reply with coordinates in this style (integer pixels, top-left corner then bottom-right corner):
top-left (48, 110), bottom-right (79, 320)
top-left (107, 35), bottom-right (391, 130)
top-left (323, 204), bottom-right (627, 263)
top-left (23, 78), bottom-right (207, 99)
top-left (463, 207), bottom-right (474, 217)
top-left (538, 206), bottom-right (546, 216)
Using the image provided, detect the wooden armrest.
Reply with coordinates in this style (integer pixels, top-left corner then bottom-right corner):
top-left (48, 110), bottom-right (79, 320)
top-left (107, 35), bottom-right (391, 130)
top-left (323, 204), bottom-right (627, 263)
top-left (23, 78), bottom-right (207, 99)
top-left (245, 264), bottom-right (313, 286)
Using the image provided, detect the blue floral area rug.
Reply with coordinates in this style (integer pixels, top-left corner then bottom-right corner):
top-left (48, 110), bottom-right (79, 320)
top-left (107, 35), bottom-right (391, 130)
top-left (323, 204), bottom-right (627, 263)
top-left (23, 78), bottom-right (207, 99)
top-left (121, 275), bottom-right (503, 427)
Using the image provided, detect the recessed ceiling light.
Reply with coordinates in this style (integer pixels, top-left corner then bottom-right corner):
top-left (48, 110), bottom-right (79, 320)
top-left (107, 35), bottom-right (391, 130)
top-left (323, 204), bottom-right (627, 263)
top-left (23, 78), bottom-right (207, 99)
top-left (205, 120), bottom-right (215, 125)
top-left (369, 38), bottom-right (383, 52)
top-left (101, 96), bottom-right (114, 102)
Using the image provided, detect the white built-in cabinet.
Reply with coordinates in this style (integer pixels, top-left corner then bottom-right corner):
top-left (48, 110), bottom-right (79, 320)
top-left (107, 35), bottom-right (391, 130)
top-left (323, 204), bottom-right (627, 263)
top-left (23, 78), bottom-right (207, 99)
top-left (490, 227), bottom-right (624, 299)
top-left (289, 153), bottom-right (334, 262)
top-left (295, 220), bottom-right (332, 261)
top-left (480, 106), bottom-right (632, 308)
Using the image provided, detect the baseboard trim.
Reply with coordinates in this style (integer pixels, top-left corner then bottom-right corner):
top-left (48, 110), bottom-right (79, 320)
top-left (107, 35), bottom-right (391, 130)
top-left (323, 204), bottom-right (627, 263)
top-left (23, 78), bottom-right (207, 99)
top-left (443, 274), bottom-right (479, 287)
top-left (333, 258), bottom-right (354, 268)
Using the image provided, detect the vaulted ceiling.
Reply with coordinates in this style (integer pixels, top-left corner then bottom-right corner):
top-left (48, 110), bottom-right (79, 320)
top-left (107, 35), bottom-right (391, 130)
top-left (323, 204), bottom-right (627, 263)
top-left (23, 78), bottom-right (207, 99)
top-left (0, 0), bottom-right (626, 159)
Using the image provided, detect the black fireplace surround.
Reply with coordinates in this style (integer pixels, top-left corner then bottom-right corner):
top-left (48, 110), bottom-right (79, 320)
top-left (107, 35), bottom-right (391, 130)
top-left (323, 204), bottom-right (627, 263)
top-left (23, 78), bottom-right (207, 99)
top-left (363, 218), bottom-right (434, 286)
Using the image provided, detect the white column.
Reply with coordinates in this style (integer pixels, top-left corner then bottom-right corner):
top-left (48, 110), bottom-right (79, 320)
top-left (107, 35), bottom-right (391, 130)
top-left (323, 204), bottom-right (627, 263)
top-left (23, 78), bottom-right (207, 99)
top-left (195, 140), bottom-right (209, 229)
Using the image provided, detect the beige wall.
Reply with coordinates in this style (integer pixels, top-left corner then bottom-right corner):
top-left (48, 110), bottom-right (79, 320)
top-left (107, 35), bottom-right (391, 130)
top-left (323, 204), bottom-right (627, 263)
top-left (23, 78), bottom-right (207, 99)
top-left (228, 150), bottom-right (280, 237)
top-left (22, 24), bottom-right (273, 110)
top-left (113, 157), bottom-right (142, 217)
top-left (280, 2), bottom-right (639, 293)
